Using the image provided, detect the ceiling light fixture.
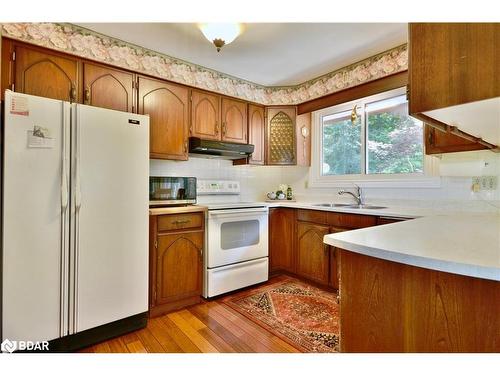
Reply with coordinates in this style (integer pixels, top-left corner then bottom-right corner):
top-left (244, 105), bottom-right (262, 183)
top-left (199, 23), bottom-right (242, 52)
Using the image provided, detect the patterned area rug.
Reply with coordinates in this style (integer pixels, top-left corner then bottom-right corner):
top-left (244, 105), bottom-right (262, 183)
top-left (222, 278), bottom-right (340, 353)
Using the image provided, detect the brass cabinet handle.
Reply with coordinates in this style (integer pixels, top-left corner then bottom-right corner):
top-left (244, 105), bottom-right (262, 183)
top-left (70, 84), bottom-right (77, 102)
top-left (215, 122), bottom-right (219, 135)
top-left (84, 86), bottom-right (91, 104)
top-left (184, 140), bottom-right (188, 154)
top-left (172, 219), bottom-right (190, 225)
top-left (199, 247), bottom-right (203, 258)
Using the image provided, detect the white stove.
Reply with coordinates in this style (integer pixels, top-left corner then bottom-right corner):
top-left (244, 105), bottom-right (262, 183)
top-left (198, 180), bottom-right (269, 298)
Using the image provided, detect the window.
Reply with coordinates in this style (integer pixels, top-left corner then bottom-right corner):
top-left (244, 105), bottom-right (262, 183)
top-left (311, 87), bottom-right (439, 188)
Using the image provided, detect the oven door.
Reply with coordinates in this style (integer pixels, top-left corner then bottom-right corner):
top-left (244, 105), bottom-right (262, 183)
top-left (207, 207), bottom-right (268, 268)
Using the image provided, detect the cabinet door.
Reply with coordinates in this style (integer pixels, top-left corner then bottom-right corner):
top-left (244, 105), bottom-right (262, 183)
top-left (221, 98), bottom-right (247, 144)
top-left (248, 104), bottom-right (265, 164)
top-left (329, 227), bottom-right (347, 290)
top-left (155, 232), bottom-right (203, 306)
top-left (138, 76), bottom-right (189, 160)
top-left (296, 221), bottom-right (330, 285)
top-left (409, 23), bottom-right (500, 114)
top-left (83, 62), bottom-right (134, 112)
top-left (269, 208), bottom-right (296, 274)
top-left (296, 112), bottom-right (311, 166)
top-left (13, 43), bottom-right (79, 102)
top-left (267, 106), bottom-right (297, 165)
top-left (190, 90), bottom-right (220, 140)
top-left (425, 125), bottom-right (487, 154)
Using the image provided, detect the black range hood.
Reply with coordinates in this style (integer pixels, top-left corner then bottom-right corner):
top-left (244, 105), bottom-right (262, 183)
top-left (188, 137), bottom-right (255, 160)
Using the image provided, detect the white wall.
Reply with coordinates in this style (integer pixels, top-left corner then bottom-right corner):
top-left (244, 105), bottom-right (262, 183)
top-left (280, 150), bottom-right (500, 211)
top-left (150, 150), bottom-right (500, 212)
top-left (150, 157), bottom-right (282, 202)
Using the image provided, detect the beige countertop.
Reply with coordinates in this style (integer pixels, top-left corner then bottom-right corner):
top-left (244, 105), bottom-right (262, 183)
top-left (324, 213), bottom-right (500, 281)
top-left (149, 205), bottom-right (208, 215)
top-left (265, 200), bottom-right (446, 218)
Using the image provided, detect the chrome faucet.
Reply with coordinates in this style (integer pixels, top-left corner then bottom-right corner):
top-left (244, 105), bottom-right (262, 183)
top-left (338, 184), bottom-right (363, 206)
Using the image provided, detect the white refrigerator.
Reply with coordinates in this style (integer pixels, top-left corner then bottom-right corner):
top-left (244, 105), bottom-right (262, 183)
top-left (2, 91), bottom-right (149, 346)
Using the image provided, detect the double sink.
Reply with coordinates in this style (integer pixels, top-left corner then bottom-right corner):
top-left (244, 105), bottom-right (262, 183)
top-left (313, 203), bottom-right (387, 210)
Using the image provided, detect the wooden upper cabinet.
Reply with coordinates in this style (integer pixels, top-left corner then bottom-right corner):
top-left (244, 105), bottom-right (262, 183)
top-left (296, 221), bottom-right (330, 285)
top-left (269, 208), bottom-right (296, 274)
top-left (12, 42), bottom-right (79, 102)
top-left (138, 76), bottom-right (189, 160)
top-left (83, 62), bottom-right (134, 112)
top-left (296, 112), bottom-right (311, 167)
top-left (190, 90), bottom-right (221, 141)
top-left (425, 124), bottom-right (487, 154)
top-left (248, 104), bottom-right (265, 164)
top-left (267, 106), bottom-right (297, 165)
top-left (409, 23), bottom-right (500, 114)
top-left (221, 98), bottom-right (247, 144)
top-left (155, 231), bottom-right (203, 307)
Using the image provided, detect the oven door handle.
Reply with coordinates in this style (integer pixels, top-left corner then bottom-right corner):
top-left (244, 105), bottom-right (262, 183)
top-left (209, 207), bottom-right (268, 216)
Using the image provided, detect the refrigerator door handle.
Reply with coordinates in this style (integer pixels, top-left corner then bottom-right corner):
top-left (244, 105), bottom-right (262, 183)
top-left (75, 112), bottom-right (82, 211)
top-left (61, 104), bottom-right (69, 211)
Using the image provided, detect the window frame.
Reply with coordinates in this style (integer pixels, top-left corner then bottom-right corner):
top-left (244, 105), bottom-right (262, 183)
top-left (310, 87), bottom-right (440, 188)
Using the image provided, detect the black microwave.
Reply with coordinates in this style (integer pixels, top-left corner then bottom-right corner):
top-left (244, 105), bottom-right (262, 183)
top-left (149, 176), bottom-right (197, 206)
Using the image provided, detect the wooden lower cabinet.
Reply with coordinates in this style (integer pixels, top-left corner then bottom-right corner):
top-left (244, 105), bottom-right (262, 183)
top-left (339, 250), bottom-right (500, 352)
top-left (328, 227), bottom-right (347, 289)
top-left (296, 221), bottom-right (330, 285)
top-left (269, 208), bottom-right (381, 289)
top-left (149, 212), bottom-right (204, 317)
top-left (269, 208), bottom-right (296, 274)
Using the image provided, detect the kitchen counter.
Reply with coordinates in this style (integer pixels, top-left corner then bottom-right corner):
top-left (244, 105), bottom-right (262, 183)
top-left (149, 205), bottom-right (208, 215)
top-left (265, 200), bottom-right (451, 218)
top-left (324, 213), bottom-right (500, 281)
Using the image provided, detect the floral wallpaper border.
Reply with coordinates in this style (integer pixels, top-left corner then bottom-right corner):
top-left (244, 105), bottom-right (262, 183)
top-left (1, 23), bottom-right (408, 105)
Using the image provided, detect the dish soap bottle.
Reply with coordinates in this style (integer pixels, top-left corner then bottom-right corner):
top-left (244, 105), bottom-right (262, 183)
top-left (286, 185), bottom-right (293, 200)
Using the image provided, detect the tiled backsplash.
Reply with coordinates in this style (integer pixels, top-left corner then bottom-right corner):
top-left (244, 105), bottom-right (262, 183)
top-left (150, 158), bottom-right (282, 202)
top-left (150, 150), bottom-right (500, 212)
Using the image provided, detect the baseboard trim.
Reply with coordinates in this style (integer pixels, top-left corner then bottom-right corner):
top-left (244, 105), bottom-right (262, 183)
top-left (16, 312), bottom-right (148, 353)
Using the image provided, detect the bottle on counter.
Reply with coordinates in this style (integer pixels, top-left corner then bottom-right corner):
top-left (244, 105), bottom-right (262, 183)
top-left (286, 185), bottom-right (293, 200)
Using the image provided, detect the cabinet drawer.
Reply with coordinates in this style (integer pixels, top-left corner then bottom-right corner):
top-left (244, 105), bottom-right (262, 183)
top-left (157, 213), bottom-right (204, 232)
top-left (297, 209), bottom-right (328, 224)
top-left (327, 212), bottom-right (377, 229)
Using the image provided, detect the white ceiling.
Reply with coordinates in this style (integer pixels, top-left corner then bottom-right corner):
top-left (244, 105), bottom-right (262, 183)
top-left (77, 23), bottom-right (408, 86)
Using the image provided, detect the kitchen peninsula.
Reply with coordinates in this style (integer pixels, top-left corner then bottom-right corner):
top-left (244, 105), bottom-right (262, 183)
top-left (324, 213), bottom-right (500, 352)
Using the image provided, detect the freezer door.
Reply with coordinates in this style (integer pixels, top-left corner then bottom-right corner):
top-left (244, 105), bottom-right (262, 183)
top-left (70, 104), bottom-right (149, 333)
top-left (2, 91), bottom-right (70, 342)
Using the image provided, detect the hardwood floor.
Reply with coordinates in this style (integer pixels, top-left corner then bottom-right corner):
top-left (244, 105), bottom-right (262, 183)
top-left (81, 276), bottom-right (301, 353)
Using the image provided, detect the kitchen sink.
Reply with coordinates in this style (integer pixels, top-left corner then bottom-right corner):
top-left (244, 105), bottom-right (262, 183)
top-left (345, 204), bottom-right (387, 209)
top-left (313, 203), bottom-right (387, 210)
top-left (313, 203), bottom-right (353, 207)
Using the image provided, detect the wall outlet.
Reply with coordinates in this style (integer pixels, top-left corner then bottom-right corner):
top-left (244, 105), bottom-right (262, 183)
top-left (471, 176), bottom-right (498, 192)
